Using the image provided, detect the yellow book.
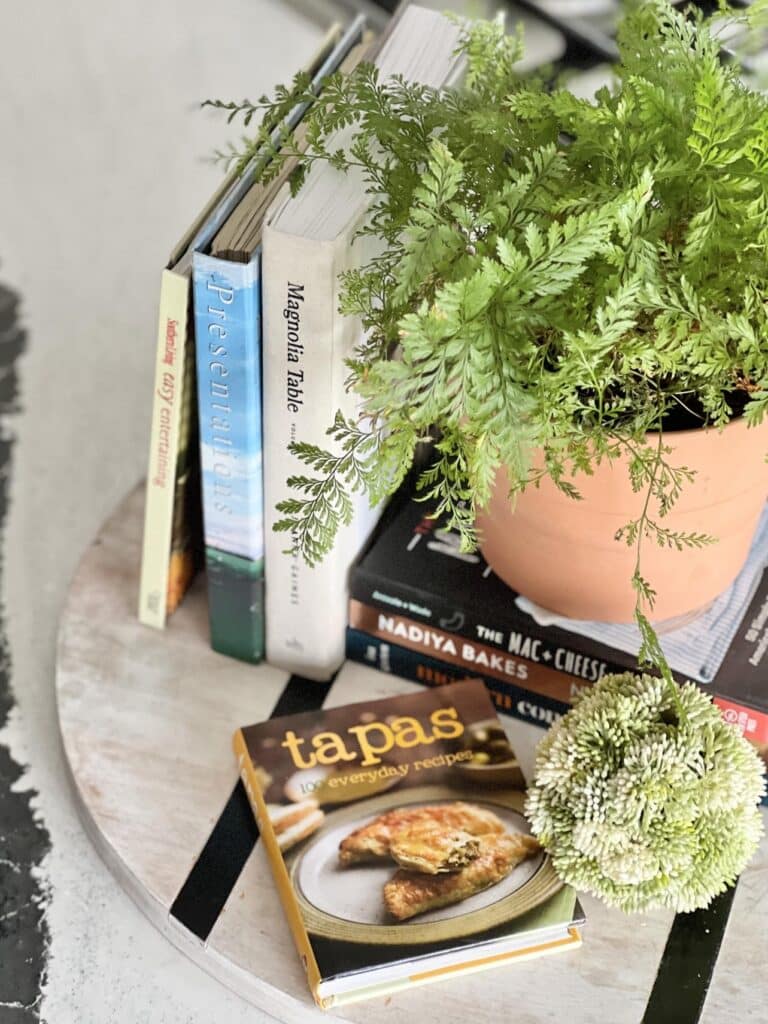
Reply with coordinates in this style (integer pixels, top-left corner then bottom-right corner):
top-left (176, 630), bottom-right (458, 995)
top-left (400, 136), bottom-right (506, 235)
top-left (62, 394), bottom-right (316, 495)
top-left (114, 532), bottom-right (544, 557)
top-left (139, 269), bottom-right (197, 626)
top-left (233, 679), bottom-right (583, 1010)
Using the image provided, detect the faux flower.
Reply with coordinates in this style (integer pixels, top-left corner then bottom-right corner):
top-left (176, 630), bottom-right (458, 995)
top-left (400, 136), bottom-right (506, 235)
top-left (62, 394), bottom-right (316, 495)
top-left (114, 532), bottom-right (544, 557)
top-left (525, 673), bottom-right (766, 913)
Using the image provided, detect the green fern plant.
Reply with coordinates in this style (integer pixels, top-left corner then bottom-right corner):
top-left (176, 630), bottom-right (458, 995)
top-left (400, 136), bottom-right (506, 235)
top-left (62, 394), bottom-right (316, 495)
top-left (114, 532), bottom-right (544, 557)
top-left (207, 1), bottom-right (768, 683)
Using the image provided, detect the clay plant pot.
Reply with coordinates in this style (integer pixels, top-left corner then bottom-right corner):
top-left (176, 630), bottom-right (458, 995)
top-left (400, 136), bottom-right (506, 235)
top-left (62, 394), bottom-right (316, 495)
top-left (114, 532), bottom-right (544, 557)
top-left (475, 416), bottom-right (768, 623)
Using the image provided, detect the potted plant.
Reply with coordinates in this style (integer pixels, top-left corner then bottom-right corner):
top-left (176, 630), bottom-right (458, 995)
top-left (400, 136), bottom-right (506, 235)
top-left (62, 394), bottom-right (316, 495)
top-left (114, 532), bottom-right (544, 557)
top-left (209, 0), bottom-right (768, 911)
top-left (212, 0), bottom-right (768, 665)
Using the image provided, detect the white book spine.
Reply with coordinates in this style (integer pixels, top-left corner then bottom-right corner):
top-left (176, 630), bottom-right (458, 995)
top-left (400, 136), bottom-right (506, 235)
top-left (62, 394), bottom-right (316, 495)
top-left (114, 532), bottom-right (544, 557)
top-left (262, 217), bottom-right (379, 681)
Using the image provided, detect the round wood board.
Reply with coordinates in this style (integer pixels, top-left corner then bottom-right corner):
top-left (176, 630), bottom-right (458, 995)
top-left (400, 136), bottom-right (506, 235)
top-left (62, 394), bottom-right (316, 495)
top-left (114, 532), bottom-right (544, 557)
top-left (55, 484), bottom-right (684, 1023)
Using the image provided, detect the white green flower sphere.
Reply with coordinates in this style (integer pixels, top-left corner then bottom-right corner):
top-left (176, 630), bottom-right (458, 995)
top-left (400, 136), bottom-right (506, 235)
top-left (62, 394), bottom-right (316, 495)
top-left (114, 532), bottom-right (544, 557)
top-left (525, 673), bottom-right (766, 913)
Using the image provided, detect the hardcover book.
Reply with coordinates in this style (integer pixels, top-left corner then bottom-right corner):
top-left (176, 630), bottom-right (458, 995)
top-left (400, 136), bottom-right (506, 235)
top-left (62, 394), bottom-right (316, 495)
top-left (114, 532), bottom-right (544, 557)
top-left (349, 479), bottom-right (768, 770)
top-left (139, 269), bottom-right (202, 628)
top-left (193, 251), bottom-right (265, 662)
top-left (260, 5), bottom-right (468, 682)
top-left (234, 679), bottom-right (582, 1009)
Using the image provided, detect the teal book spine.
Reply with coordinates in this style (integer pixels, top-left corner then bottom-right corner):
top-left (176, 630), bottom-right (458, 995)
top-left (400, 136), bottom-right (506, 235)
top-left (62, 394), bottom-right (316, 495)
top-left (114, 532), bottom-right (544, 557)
top-left (192, 250), bottom-right (264, 663)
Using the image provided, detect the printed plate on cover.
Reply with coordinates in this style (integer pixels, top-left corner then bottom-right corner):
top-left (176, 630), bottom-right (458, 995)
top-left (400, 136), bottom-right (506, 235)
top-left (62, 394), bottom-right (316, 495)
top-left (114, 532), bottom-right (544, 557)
top-left (288, 784), bottom-right (562, 945)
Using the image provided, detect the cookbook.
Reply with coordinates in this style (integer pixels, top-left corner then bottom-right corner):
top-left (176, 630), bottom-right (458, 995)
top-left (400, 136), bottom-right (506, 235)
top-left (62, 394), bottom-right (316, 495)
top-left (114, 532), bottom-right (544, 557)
top-left (233, 679), bottom-right (583, 1009)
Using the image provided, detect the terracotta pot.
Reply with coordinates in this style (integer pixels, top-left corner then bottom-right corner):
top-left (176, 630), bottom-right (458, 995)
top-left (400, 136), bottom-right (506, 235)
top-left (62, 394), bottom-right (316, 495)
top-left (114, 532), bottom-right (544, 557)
top-left (476, 416), bottom-right (768, 622)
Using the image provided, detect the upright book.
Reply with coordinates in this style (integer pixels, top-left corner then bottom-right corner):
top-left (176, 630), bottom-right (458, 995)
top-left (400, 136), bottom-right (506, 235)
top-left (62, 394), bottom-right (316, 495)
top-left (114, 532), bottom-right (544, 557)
top-left (138, 18), bottom-right (365, 630)
top-left (139, 266), bottom-right (203, 629)
top-left (234, 678), bottom-right (583, 1009)
top-left (261, 5), bottom-right (468, 681)
top-left (193, 247), bottom-right (265, 662)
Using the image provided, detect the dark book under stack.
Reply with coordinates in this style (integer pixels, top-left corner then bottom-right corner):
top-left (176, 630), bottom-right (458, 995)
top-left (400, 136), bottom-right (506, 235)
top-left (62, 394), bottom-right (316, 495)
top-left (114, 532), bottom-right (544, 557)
top-left (346, 475), bottom-right (768, 776)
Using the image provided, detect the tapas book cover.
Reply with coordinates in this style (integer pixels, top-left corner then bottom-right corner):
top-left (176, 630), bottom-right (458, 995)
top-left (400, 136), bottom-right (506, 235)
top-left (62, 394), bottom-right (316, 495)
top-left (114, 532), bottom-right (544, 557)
top-left (234, 680), bottom-right (581, 1008)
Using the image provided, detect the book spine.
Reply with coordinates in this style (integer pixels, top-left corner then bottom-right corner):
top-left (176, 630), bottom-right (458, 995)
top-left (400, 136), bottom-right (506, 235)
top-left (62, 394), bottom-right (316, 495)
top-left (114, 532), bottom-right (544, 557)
top-left (193, 252), bottom-right (264, 663)
top-left (713, 695), bottom-right (768, 803)
top-left (345, 627), bottom-right (568, 729)
top-left (261, 222), bottom-right (379, 681)
top-left (138, 269), bottom-right (191, 628)
top-left (167, 332), bottom-right (204, 617)
top-left (350, 564), bottom-right (649, 686)
top-left (714, 696), bottom-right (768, 743)
top-left (232, 731), bottom-right (326, 1007)
top-left (348, 597), bottom-right (593, 704)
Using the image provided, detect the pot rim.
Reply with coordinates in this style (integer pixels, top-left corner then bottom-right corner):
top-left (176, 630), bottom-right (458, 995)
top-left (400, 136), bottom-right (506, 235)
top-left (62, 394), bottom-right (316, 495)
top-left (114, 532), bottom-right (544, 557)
top-left (645, 410), bottom-right (761, 440)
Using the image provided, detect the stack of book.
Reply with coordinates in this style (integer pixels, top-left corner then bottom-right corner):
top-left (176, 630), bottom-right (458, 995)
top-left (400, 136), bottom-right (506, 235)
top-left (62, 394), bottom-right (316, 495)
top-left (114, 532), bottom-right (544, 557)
top-left (345, 472), bottom-right (768, 775)
top-left (137, 0), bottom-right (598, 676)
top-left (136, 0), bottom-right (636, 673)
top-left (137, 18), bottom-right (365, 644)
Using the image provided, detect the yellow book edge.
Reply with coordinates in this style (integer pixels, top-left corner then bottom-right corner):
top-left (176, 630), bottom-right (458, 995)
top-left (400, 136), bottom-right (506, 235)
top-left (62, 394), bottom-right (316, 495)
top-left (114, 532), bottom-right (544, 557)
top-left (233, 730), bottom-right (328, 1009)
top-left (328, 928), bottom-right (583, 1009)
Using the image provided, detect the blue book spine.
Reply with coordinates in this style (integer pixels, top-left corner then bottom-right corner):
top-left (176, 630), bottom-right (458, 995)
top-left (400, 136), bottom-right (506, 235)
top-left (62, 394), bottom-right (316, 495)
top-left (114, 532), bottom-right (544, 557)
top-left (193, 251), bottom-right (264, 663)
top-left (345, 627), bottom-right (567, 730)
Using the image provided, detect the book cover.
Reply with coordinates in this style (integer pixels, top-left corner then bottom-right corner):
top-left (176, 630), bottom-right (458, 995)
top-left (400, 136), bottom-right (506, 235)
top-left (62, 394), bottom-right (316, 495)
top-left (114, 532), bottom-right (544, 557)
top-left (233, 679), bottom-right (582, 1009)
top-left (351, 479), bottom-right (768, 772)
top-left (193, 251), bottom-right (264, 663)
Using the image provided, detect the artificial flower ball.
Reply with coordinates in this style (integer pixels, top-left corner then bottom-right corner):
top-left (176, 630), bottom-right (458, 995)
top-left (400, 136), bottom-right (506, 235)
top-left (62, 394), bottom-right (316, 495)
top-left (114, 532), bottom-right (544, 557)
top-left (525, 673), bottom-right (766, 913)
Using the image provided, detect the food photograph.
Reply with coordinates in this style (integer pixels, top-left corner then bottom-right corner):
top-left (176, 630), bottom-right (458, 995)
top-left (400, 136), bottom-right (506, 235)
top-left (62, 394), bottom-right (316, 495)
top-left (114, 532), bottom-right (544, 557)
top-left (235, 680), bottom-right (582, 1007)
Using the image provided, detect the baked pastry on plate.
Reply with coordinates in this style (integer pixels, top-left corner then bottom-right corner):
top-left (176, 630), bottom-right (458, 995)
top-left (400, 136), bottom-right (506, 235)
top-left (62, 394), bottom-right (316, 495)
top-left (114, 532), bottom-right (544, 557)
top-left (338, 802), bottom-right (504, 866)
top-left (384, 832), bottom-right (541, 921)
